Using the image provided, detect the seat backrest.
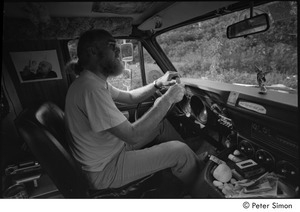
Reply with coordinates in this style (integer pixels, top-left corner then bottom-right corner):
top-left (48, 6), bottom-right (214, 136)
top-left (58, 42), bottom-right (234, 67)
top-left (35, 102), bottom-right (69, 151)
top-left (15, 107), bottom-right (90, 198)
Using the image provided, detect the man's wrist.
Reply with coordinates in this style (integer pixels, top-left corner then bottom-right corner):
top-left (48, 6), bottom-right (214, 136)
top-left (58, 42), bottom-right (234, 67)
top-left (153, 80), bottom-right (162, 89)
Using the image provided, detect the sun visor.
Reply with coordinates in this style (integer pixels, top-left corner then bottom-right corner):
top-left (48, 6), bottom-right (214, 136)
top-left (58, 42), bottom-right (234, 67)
top-left (3, 17), bottom-right (133, 41)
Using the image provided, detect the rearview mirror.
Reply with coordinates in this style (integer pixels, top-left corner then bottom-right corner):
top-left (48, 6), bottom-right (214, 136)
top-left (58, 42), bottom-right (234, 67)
top-left (227, 14), bottom-right (270, 39)
top-left (120, 43), bottom-right (133, 62)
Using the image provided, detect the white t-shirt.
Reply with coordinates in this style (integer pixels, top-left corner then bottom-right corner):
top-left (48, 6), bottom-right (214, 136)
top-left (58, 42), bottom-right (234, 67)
top-left (65, 70), bottom-right (127, 172)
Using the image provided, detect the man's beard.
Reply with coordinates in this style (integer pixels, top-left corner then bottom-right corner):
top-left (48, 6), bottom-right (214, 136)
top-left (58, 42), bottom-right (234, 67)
top-left (102, 57), bottom-right (124, 77)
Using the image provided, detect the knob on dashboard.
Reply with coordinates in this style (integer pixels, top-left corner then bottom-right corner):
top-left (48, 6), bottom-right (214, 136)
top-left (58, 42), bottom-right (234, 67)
top-left (238, 140), bottom-right (255, 157)
top-left (276, 160), bottom-right (299, 183)
top-left (255, 149), bottom-right (275, 170)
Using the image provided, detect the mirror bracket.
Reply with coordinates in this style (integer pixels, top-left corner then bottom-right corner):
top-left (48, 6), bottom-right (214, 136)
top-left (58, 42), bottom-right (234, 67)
top-left (250, 1), bottom-right (254, 18)
top-left (243, 1), bottom-right (259, 38)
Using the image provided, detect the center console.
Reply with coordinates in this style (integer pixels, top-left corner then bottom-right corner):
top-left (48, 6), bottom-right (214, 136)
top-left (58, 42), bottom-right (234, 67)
top-left (195, 146), bottom-right (299, 198)
top-left (194, 132), bottom-right (299, 199)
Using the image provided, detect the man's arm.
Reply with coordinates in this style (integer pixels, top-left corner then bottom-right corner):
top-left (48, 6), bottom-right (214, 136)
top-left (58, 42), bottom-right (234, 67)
top-left (114, 82), bottom-right (156, 104)
top-left (114, 71), bottom-right (180, 104)
top-left (107, 83), bottom-right (185, 147)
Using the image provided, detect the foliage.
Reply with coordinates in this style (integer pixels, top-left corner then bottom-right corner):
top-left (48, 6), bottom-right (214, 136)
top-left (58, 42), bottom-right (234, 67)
top-left (156, 1), bottom-right (298, 91)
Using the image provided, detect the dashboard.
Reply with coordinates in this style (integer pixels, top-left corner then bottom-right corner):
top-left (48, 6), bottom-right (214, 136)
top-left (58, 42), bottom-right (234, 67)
top-left (177, 78), bottom-right (299, 187)
top-left (175, 84), bottom-right (234, 139)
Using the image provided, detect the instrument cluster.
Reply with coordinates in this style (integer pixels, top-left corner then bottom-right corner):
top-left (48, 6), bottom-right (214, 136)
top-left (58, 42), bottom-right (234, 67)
top-left (176, 94), bottom-right (208, 125)
top-left (175, 90), bottom-right (232, 130)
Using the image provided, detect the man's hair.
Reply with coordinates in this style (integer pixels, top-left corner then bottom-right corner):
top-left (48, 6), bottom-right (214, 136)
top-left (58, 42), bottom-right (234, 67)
top-left (76, 29), bottom-right (112, 72)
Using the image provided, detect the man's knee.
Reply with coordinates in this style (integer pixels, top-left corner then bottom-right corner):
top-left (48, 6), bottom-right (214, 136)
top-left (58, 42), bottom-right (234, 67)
top-left (167, 140), bottom-right (193, 156)
top-left (165, 141), bottom-right (198, 183)
top-left (156, 120), bottom-right (184, 143)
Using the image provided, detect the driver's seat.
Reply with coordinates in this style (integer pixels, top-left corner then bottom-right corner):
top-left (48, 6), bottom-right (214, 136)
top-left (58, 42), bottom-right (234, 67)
top-left (15, 102), bottom-right (161, 198)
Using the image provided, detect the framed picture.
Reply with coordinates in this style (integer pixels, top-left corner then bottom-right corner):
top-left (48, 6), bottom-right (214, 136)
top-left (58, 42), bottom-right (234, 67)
top-left (9, 50), bottom-right (62, 83)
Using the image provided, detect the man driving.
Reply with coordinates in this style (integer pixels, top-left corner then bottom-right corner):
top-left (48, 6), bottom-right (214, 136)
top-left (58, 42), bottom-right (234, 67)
top-left (65, 29), bottom-right (203, 195)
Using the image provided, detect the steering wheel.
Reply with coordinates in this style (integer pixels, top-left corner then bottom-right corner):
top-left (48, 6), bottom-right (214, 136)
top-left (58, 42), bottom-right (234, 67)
top-left (134, 87), bottom-right (180, 121)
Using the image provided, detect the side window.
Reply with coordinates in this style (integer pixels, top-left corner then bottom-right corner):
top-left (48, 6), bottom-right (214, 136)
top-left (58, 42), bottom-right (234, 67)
top-left (108, 39), bottom-right (143, 91)
top-left (111, 42), bottom-right (164, 90)
top-left (67, 39), bottom-right (79, 81)
top-left (67, 39), bottom-right (78, 61)
top-left (67, 39), bottom-right (144, 91)
top-left (143, 47), bottom-right (164, 84)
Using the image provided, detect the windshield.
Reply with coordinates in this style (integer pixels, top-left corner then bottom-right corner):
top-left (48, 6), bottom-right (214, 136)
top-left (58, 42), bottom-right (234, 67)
top-left (156, 1), bottom-right (297, 94)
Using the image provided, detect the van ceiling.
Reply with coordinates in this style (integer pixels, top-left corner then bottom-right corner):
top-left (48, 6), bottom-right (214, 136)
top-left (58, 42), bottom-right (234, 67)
top-left (3, 1), bottom-right (244, 40)
top-left (4, 2), bottom-right (173, 25)
top-left (3, 2), bottom-right (174, 40)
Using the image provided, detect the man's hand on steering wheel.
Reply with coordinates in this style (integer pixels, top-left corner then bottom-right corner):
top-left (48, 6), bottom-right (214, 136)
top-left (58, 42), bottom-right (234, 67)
top-left (165, 83), bottom-right (185, 104)
top-left (135, 71), bottom-right (183, 121)
top-left (153, 81), bottom-right (185, 118)
top-left (155, 71), bottom-right (181, 89)
top-left (155, 71), bottom-right (184, 116)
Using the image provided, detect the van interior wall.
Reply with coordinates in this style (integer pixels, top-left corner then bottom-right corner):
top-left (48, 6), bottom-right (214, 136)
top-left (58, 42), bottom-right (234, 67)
top-left (2, 40), bottom-right (70, 110)
top-left (1, 40), bottom-right (71, 173)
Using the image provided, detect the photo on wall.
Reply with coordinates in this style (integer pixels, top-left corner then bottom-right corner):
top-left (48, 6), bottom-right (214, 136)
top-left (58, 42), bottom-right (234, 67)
top-left (10, 50), bottom-right (62, 83)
